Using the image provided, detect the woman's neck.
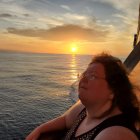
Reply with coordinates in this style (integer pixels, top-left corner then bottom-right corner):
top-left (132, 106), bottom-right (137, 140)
top-left (85, 101), bottom-right (122, 120)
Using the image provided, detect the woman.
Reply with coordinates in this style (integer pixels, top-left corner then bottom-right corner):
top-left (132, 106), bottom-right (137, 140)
top-left (26, 53), bottom-right (140, 140)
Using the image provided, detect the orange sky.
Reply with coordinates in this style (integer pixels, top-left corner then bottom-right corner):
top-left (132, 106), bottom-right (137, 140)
top-left (0, 30), bottom-right (133, 56)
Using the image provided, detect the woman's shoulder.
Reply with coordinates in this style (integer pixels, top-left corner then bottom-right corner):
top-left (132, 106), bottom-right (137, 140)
top-left (94, 126), bottom-right (139, 140)
top-left (93, 113), bottom-right (139, 140)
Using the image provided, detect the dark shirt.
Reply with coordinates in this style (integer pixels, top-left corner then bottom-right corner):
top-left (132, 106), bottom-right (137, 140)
top-left (64, 108), bottom-right (140, 140)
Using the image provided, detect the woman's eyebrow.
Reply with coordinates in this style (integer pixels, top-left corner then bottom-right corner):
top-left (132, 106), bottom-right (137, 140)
top-left (91, 70), bottom-right (105, 77)
top-left (86, 70), bottom-right (98, 75)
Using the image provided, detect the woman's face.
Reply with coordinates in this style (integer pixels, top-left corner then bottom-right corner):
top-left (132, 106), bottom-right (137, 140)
top-left (78, 63), bottom-right (113, 107)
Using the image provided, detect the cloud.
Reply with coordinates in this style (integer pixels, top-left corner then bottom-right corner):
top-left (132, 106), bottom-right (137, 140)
top-left (95, 0), bottom-right (137, 10)
top-left (60, 5), bottom-right (71, 11)
top-left (23, 13), bottom-right (30, 17)
top-left (93, 0), bottom-right (139, 39)
top-left (7, 24), bottom-right (109, 42)
top-left (0, 13), bottom-right (13, 18)
top-left (63, 13), bottom-right (87, 20)
top-left (95, 0), bottom-right (139, 16)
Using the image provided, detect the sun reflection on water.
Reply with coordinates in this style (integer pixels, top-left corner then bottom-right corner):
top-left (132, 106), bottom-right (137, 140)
top-left (70, 54), bottom-right (79, 82)
top-left (69, 54), bottom-right (79, 102)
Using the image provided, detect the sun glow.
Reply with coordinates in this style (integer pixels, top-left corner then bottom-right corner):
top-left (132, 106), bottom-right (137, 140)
top-left (71, 47), bottom-right (77, 52)
top-left (70, 43), bottom-right (78, 54)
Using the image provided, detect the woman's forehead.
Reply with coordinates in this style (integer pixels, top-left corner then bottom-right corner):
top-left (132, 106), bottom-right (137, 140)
top-left (87, 63), bottom-right (105, 74)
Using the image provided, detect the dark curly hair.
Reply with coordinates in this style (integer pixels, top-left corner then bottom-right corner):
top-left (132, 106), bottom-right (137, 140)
top-left (90, 53), bottom-right (140, 127)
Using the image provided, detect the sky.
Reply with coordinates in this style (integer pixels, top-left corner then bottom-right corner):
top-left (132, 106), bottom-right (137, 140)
top-left (0, 0), bottom-right (140, 55)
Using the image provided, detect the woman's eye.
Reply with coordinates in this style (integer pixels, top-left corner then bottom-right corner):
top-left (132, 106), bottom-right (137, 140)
top-left (90, 75), bottom-right (96, 79)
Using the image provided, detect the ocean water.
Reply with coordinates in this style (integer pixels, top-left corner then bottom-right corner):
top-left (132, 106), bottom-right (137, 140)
top-left (0, 52), bottom-right (140, 140)
top-left (0, 52), bottom-right (92, 140)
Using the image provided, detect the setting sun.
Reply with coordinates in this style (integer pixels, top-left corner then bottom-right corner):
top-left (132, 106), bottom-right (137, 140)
top-left (71, 47), bottom-right (77, 52)
top-left (70, 43), bottom-right (78, 54)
